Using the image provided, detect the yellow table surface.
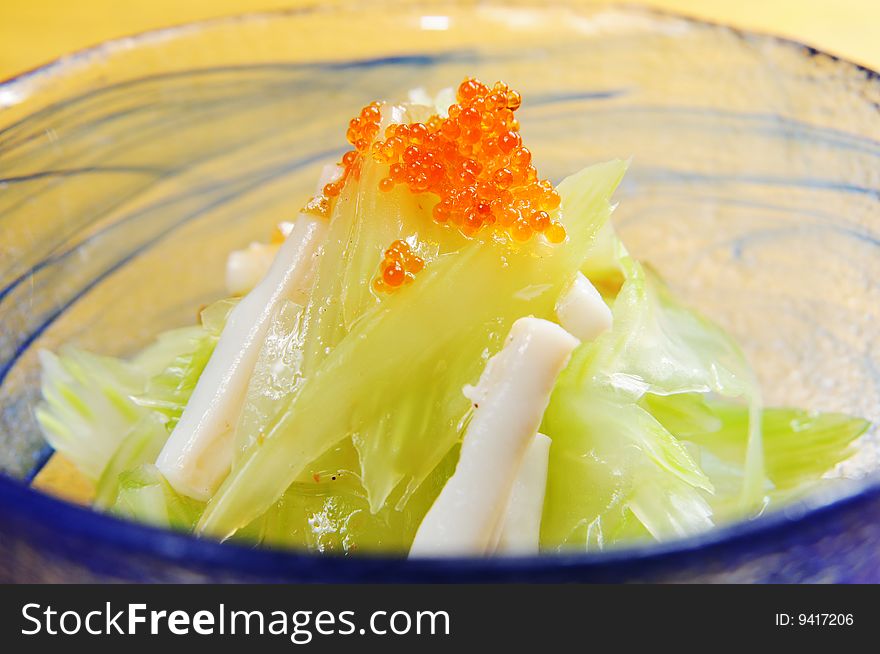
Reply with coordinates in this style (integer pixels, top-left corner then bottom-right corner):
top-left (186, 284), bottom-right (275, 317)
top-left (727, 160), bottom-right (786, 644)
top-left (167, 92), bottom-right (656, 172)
top-left (1, 0), bottom-right (879, 81)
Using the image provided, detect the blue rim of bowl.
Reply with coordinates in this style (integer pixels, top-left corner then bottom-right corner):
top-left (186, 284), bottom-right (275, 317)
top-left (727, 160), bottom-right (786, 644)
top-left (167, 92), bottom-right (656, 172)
top-left (1, 1), bottom-right (879, 579)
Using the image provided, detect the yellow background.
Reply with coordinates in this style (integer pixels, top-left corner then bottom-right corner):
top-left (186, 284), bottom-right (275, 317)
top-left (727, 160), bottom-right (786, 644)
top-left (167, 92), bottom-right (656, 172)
top-left (1, 1), bottom-right (879, 80)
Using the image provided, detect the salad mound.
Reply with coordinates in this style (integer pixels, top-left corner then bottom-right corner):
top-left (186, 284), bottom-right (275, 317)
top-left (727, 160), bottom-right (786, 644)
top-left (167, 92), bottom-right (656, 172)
top-left (34, 79), bottom-right (870, 556)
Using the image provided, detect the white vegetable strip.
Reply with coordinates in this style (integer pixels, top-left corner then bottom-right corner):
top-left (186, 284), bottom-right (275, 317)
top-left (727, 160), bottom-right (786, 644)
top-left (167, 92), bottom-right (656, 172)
top-left (157, 166), bottom-right (336, 499)
top-left (157, 215), bottom-right (327, 499)
top-left (555, 272), bottom-right (612, 341)
top-left (495, 432), bottom-right (552, 555)
top-left (409, 318), bottom-right (578, 557)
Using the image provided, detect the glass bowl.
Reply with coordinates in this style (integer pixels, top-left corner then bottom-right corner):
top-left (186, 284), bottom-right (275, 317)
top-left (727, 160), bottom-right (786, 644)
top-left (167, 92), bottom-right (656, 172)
top-left (1, 1), bottom-right (879, 582)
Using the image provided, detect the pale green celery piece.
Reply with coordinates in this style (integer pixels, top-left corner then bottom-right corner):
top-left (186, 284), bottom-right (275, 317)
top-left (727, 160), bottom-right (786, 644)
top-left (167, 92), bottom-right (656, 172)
top-left (94, 413), bottom-right (169, 509)
top-left (36, 347), bottom-right (148, 480)
top-left (291, 101), bottom-right (473, 388)
top-left (37, 297), bottom-right (232, 488)
top-left (586, 258), bottom-right (757, 400)
top-left (298, 154), bottom-right (468, 380)
top-left (202, 246), bottom-right (548, 537)
top-left (113, 464), bottom-right (204, 531)
top-left (541, 384), bottom-right (712, 549)
top-left (641, 392), bottom-right (723, 438)
top-left (709, 405), bottom-right (868, 490)
top-left (641, 266), bottom-right (765, 511)
top-left (129, 300), bottom-right (234, 377)
top-left (689, 401), bottom-right (868, 518)
top-left (337, 163), bottom-right (452, 332)
top-left (130, 327), bottom-right (218, 428)
top-left (541, 250), bottom-right (770, 550)
top-left (627, 458), bottom-right (714, 541)
top-left (240, 438), bottom-right (458, 552)
top-left (582, 256), bottom-right (764, 509)
top-left (200, 160), bottom-right (628, 539)
top-left (102, 304), bottom-right (238, 525)
top-left (234, 299), bottom-right (304, 463)
top-left (230, 151), bottom-right (459, 469)
top-left (131, 326), bottom-right (211, 377)
top-left (128, 297), bottom-right (235, 426)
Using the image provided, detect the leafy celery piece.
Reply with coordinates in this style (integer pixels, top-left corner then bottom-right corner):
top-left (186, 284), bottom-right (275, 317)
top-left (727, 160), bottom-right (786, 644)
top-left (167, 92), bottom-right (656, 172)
top-left (287, 103), bottom-right (473, 391)
top-left (231, 143), bottom-right (470, 466)
top-left (35, 348), bottom-right (148, 480)
top-left (663, 397), bottom-right (870, 518)
top-left (94, 413), bottom-right (169, 508)
top-left (641, 392), bottom-right (723, 438)
top-left (582, 257), bottom-right (757, 401)
top-left (648, 392), bottom-right (870, 517)
top-left (234, 299), bottom-right (304, 462)
top-left (592, 257), bottom-right (764, 508)
top-left (243, 439), bottom-right (458, 553)
top-left (36, 297), bottom-right (233, 486)
top-left (753, 409), bottom-right (868, 490)
top-left (101, 298), bottom-right (234, 509)
top-left (204, 246), bottom-right (553, 537)
top-left (131, 326), bottom-right (210, 378)
top-left (639, 263), bottom-right (765, 509)
top-left (130, 331), bottom-right (218, 429)
top-left (200, 160), bottom-right (628, 539)
top-left (112, 464), bottom-right (204, 531)
top-left (542, 382), bottom-right (713, 549)
top-left (199, 297), bottom-right (241, 334)
top-left (542, 252), bottom-right (767, 550)
top-left (130, 300), bottom-right (234, 428)
top-left (298, 154), bottom-right (469, 378)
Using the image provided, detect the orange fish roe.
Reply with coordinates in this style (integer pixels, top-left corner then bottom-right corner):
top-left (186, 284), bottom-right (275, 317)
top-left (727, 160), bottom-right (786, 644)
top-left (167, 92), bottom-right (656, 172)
top-left (323, 101), bottom-right (383, 197)
top-left (328, 79), bottom-right (566, 245)
top-left (374, 78), bottom-right (566, 243)
top-left (373, 240), bottom-right (425, 292)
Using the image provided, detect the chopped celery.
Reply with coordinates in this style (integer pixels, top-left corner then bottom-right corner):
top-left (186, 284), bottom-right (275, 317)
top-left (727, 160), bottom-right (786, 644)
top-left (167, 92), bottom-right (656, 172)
top-left (589, 256), bottom-right (763, 508)
top-left (130, 331), bottom-right (217, 429)
top-left (199, 160), bottom-right (628, 540)
top-left (94, 414), bottom-right (169, 508)
top-left (131, 326), bottom-right (211, 377)
top-left (36, 348), bottom-right (148, 480)
top-left (32, 79), bottom-right (873, 558)
top-left (199, 297), bottom-right (241, 334)
top-left (541, 253), bottom-right (764, 550)
top-left (580, 221), bottom-right (626, 297)
top-left (112, 464), bottom-right (204, 531)
top-left (650, 395), bottom-right (869, 518)
top-left (233, 299), bottom-right (304, 462)
top-left (580, 258), bottom-right (758, 401)
top-left (247, 439), bottom-right (458, 553)
top-left (130, 299), bottom-right (232, 428)
top-left (542, 385), bottom-right (712, 549)
top-left (36, 298), bottom-right (231, 486)
top-left (641, 392), bottom-right (723, 438)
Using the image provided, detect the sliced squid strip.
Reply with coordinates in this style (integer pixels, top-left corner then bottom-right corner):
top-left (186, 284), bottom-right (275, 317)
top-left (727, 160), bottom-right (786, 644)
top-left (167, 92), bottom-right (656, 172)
top-left (555, 271), bottom-right (612, 342)
top-left (409, 318), bottom-right (578, 557)
top-left (495, 432), bottom-right (552, 555)
top-left (156, 169), bottom-right (337, 500)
